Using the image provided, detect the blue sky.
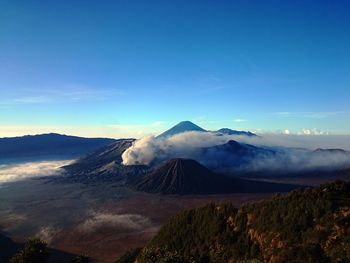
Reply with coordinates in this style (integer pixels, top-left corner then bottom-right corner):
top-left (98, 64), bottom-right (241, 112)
top-left (0, 0), bottom-right (349, 137)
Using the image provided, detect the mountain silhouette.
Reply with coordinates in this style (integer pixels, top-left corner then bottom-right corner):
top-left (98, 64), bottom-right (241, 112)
top-left (199, 140), bottom-right (277, 171)
top-left (0, 133), bottom-right (115, 161)
top-left (215, 128), bottom-right (257, 137)
top-left (157, 121), bottom-right (206, 138)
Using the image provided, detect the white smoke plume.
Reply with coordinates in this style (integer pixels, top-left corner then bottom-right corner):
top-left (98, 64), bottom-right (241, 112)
top-left (122, 132), bottom-right (350, 172)
top-left (122, 132), bottom-right (232, 165)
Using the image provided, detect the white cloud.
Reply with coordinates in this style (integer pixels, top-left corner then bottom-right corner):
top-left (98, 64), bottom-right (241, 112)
top-left (275, 111), bottom-right (293, 116)
top-left (77, 212), bottom-right (151, 232)
top-left (13, 96), bottom-right (50, 104)
top-left (233, 118), bottom-right (246, 122)
top-left (282, 129), bottom-right (290, 135)
top-left (302, 111), bottom-right (345, 119)
top-left (122, 131), bottom-right (350, 167)
top-left (299, 128), bottom-right (329, 135)
top-left (0, 160), bottom-right (73, 184)
top-left (257, 128), bottom-right (331, 136)
top-left (274, 111), bottom-right (345, 119)
top-left (0, 84), bottom-right (124, 107)
top-left (241, 133), bottom-right (350, 150)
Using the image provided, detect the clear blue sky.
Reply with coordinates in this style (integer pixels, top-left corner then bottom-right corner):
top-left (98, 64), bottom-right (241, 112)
top-left (0, 0), bottom-right (349, 137)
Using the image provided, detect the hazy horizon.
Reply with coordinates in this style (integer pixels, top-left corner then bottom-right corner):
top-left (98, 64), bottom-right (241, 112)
top-left (1, 120), bottom-right (350, 139)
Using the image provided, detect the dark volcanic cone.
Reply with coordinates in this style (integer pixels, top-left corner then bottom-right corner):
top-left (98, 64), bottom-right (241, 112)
top-left (130, 158), bottom-right (298, 195)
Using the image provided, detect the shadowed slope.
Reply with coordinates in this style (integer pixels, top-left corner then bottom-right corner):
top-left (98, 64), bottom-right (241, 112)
top-left (130, 158), bottom-right (298, 195)
top-left (62, 139), bottom-right (149, 182)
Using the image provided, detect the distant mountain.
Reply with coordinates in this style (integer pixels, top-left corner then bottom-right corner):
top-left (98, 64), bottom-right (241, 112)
top-left (215, 128), bottom-right (257, 137)
top-left (205, 139), bottom-right (262, 152)
top-left (202, 142), bottom-right (350, 174)
top-left (313, 148), bottom-right (350, 154)
top-left (0, 133), bottom-right (115, 161)
top-left (199, 140), bottom-right (276, 171)
top-left (128, 158), bottom-right (298, 195)
top-left (62, 138), bottom-right (149, 183)
top-left (157, 121), bottom-right (206, 138)
top-left (125, 180), bottom-right (350, 263)
top-left (203, 140), bottom-right (275, 157)
top-left (157, 121), bottom-right (258, 139)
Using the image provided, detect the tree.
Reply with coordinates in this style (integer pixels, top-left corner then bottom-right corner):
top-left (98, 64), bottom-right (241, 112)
top-left (69, 255), bottom-right (91, 263)
top-left (116, 248), bottom-right (141, 263)
top-left (9, 238), bottom-right (49, 263)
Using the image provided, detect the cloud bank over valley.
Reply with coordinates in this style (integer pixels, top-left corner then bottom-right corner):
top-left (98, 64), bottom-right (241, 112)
top-left (0, 160), bottom-right (73, 184)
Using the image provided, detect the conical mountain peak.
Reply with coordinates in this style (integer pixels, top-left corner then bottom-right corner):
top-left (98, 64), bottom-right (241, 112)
top-left (157, 121), bottom-right (206, 138)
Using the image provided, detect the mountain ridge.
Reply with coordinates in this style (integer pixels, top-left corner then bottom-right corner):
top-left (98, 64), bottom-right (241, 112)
top-left (157, 121), bottom-right (257, 138)
top-left (215, 128), bottom-right (257, 137)
top-left (0, 133), bottom-right (116, 160)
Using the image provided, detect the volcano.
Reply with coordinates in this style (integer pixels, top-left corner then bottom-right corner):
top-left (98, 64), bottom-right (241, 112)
top-left (62, 139), bottom-right (149, 183)
top-left (129, 158), bottom-right (298, 195)
top-left (157, 121), bottom-right (206, 138)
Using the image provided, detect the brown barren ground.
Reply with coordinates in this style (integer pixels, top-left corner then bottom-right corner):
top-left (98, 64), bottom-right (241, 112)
top-left (0, 178), bottom-right (273, 262)
top-left (5, 173), bottom-right (347, 262)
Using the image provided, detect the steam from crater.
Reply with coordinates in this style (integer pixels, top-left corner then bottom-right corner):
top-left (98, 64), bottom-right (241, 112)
top-left (122, 132), bottom-right (231, 165)
top-left (121, 132), bottom-right (350, 172)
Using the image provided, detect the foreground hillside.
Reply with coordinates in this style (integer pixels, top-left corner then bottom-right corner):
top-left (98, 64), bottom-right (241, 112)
top-left (120, 180), bottom-right (350, 263)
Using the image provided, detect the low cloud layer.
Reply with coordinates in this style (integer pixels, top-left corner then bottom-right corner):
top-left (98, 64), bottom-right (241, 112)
top-left (237, 134), bottom-right (350, 150)
top-left (77, 212), bottom-right (151, 232)
top-left (122, 132), bottom-right (350, 172)
top-left (0, 160), bottom-right (73, 184)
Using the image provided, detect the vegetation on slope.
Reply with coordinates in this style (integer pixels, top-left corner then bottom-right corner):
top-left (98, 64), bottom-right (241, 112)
top-left (6, 238), bottom-right (90, 263)
top-left (120, 180), bottom-right (350, 263)
top-left (9, 238), bottom-right (49, 263)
